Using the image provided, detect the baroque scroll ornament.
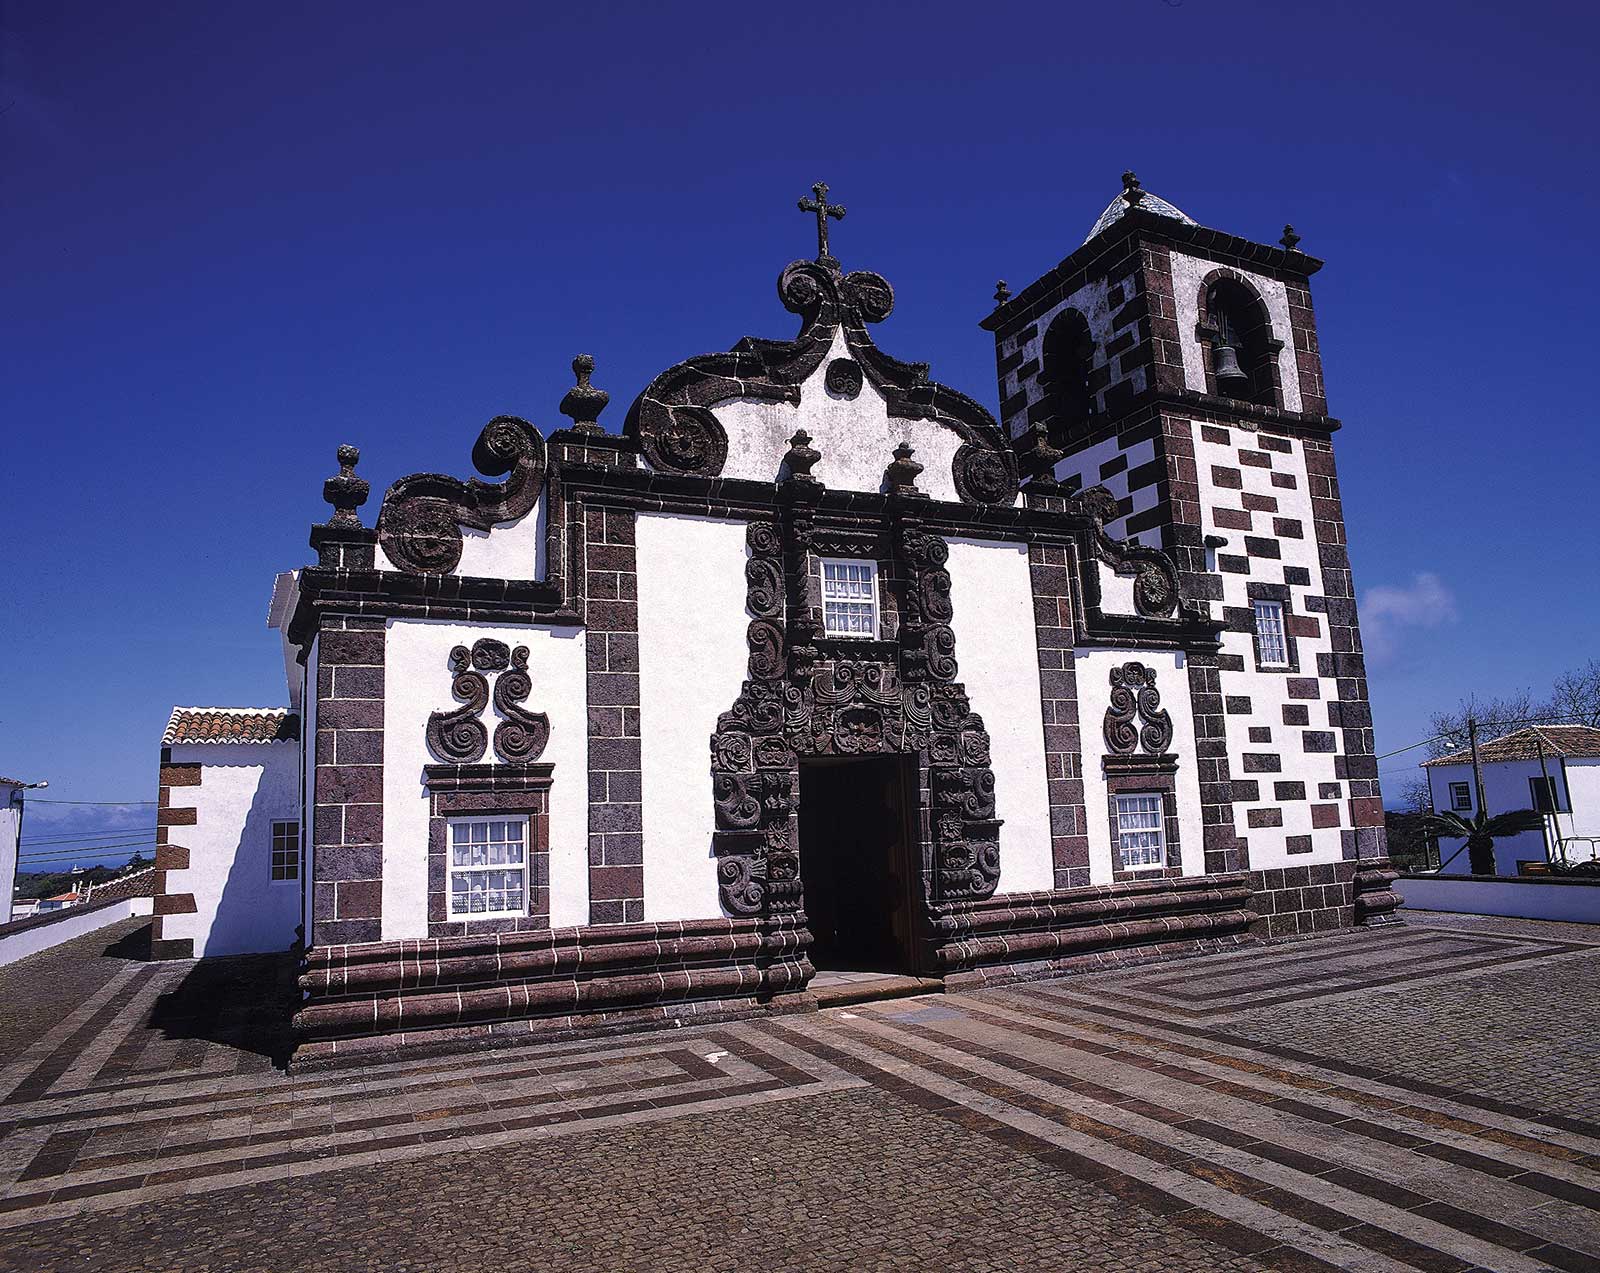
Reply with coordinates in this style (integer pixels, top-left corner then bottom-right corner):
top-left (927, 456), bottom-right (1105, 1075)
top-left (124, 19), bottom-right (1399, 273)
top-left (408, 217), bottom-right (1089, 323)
top-left (425, 638), bottom-right (551, 765)
top-left (1103, 662), bottom-right (1174, 756)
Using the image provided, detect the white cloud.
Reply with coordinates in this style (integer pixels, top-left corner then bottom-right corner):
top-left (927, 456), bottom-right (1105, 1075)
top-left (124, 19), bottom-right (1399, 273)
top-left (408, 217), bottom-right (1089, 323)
top-left (1360, 572), bottom-right (1458, 666)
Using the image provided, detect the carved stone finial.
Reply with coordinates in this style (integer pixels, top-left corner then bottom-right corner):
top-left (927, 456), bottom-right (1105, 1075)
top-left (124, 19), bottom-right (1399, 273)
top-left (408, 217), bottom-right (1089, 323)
top-left (322, 444), bottom-right (369, 526)
top-left (559, 353), bottom-right (609, 435)
top-left (782, 428), bottom-right (821, 483)
top-left (1121, 170), bottom-right (1145, 206)
top-left (1019, 423), bottom-right (1064, 490)
top-left (1280, 223), bottom-right (1302, 251)
top-left (994, 280), bottom-right (1011, 305)
top-left (884, 441), bottom-right (924, 496)
top-left (797, 181), bottom-right (846, 267)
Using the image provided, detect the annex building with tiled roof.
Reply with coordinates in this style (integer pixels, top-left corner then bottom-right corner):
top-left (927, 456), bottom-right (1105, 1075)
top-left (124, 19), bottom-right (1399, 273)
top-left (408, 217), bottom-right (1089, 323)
top-left (152, 177), bottom-right (1403, 1066)
top-left (1422, 725), bottom-right (1600, 876)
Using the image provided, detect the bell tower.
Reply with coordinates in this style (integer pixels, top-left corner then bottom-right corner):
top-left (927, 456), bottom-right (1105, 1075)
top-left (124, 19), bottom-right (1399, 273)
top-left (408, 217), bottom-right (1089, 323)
top-left (982, 175), bottom-right (1385, 909)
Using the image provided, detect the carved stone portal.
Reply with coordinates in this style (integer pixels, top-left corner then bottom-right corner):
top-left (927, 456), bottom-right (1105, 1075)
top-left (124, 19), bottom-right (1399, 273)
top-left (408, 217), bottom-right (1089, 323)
top-left (708, 511), bottom-right (1003, 923)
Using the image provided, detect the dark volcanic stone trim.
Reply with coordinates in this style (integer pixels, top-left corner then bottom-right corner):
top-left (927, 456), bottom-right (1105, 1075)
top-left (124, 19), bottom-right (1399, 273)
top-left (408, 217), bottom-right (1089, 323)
top-left (584, 505), bottom-right (644, 924)
top-left (1026, 541), bottom-right (1089, 889)
top-left (292, 913), bottom-right (814, 1051)
top-left (1186, 652), bottom-right (1246, 875)
top-left (1247, 860), bottom-right (1356, 941)
top-left (1302, 436), bottom-right (1386, 859)
top-left (149, 747), bottom-right (199, 960)
top-left (311, 614), bottom-right (385, 946)
top-left (931, 871), bottom-right (1256, 982)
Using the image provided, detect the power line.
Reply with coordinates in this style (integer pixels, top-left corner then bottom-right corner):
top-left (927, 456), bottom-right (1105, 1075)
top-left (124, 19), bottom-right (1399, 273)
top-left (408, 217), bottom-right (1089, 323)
top-left (19, 839), bottom-right (161, 858)
top-left (20, 829), bottom-right (158, 846)
top-left (17, 844), bottom-right (159, 866)
top-left (25, 799), bottom-right (156, 806)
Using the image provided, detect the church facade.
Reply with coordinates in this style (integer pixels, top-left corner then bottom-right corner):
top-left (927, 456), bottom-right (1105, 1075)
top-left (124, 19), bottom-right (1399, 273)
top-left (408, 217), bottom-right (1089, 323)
top-left (151, 177), bottom-right (1400, 1065)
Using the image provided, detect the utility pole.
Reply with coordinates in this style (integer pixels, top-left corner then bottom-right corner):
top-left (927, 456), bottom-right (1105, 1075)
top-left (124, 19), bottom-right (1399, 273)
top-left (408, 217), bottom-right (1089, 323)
top-left (1468, 716), bottom-right (1487, 817)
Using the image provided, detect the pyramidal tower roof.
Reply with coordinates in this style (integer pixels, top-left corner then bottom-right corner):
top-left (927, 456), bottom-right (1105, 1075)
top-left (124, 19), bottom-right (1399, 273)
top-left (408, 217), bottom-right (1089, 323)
top-left (1083, 171), bottom-right (1197, 245)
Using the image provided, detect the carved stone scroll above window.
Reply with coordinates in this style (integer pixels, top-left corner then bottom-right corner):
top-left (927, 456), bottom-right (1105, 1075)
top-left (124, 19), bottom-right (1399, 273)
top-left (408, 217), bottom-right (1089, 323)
top-left (624, 256), bottom-right (1016, 501)
top-left (425, 638), bottom-right (550, 766)
top-left (492, 645), bottom-right (551, 763)
top-left (1103, 662), bottom-right (1174, 757)
top-left (426, 645), bottom-right (490, 763)
top-left (376, 416), bottom-right (547, 575)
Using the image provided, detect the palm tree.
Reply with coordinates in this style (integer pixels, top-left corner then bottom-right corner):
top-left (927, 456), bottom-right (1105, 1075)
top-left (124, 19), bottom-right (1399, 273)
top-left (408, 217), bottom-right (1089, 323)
top-left (1414, 807), bottom-right (1547, 875)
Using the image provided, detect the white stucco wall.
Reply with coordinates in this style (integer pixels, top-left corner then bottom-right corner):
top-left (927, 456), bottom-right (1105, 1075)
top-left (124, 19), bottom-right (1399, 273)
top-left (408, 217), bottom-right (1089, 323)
top-left (635, 513), bottom-right (751, 922)
top-left (707, 330), bottom-right (988, 504)
top-left (374, 491), bottom-right (547, 581)
top-left (1073, 648), bottom-right (1205, 885)
top-left (1169, 251), bottom-right (1302, 413)
top-left (944, 538), bottom-right (1055, 895)
top-left (163, 741), bottom-right (301, 958)
top-left (382, 619), bottom-right (589, 938)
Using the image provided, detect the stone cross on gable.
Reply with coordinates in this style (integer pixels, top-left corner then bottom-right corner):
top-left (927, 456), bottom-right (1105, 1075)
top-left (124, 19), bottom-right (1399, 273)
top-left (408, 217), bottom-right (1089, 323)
top-left (797, 181), bottom-right (846, 266)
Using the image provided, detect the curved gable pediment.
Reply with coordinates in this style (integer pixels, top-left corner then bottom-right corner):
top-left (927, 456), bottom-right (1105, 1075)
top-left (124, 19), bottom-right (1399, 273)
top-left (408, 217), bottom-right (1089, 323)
top-left (624, 259), bottom-right (1018, 506)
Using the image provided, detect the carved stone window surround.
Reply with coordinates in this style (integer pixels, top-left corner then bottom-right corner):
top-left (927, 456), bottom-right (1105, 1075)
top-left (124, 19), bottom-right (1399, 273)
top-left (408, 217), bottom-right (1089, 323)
top-left (1242, 581), bottom-right (1303, 675)
top-left (423, 763), bottom-right (554, 938)
top-left (1105, 773), bottom-right (1183, 880)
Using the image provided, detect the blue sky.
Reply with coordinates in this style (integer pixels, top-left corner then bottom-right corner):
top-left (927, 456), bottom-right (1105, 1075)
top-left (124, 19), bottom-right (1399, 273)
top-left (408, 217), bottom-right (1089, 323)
top-left (3, 1), bottom-right (1595, 865)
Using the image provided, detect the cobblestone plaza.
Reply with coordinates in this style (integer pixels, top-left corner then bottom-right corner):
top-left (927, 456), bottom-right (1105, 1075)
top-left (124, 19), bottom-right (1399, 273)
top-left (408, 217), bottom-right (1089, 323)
top-left (2, 913), bottom-right (1598, 1271)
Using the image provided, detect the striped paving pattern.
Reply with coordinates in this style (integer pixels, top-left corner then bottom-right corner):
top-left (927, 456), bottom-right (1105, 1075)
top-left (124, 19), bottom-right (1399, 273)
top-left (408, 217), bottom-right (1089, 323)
top-left (1, 918), bottom-right (1597, 1271)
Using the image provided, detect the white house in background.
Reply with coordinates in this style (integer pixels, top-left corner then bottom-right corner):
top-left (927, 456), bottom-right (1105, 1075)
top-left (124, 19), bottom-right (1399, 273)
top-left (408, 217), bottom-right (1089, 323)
top-left (1423, 725), bottom-right (1600, 876)
top-left (0, 778), bottom-right (22, 921)
top-left (153, 707), bottom-right (302, 959)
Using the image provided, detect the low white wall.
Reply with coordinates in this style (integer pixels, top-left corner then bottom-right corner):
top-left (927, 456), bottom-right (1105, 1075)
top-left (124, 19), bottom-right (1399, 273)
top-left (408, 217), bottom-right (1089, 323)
top-left (0, 896), bottom-right (154, 968)
top-left (383, 619), bottom-right (590, 938)
top-left (636, 513), bottom-right (751, 923)
top-left (945, 537), bottom-right (1054, 895)
top-left (165, 742), bottom-right (300, 958)
top-left (1397, 874), bottom-right (1600, 924)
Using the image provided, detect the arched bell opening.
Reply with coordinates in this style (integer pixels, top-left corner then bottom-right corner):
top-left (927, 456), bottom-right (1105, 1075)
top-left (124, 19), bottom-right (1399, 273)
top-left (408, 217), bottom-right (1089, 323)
top-left (1198, 274), bottom-right (1284, 408)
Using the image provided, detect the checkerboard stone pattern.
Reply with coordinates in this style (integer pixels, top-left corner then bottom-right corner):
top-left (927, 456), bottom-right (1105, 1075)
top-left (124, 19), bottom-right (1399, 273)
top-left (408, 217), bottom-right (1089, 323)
top-left (5, 913), bottom-right (1600, 1273)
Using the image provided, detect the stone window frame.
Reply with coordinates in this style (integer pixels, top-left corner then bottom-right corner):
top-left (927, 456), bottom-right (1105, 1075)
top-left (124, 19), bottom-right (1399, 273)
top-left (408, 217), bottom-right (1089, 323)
top-left (818, 556), bottom-right (880, 639)
top-left (269, 820), bottom-right (300, 883)
top-left (1244, 582), bottom-right (1303, 675)
top-left (424, 764), bottom-right (553, 939)
top-left (1194, 267), bottom-right (1285, 410)
top-left (1447, 780), bottom-right (1472, 812)
top-left (1103, 764), bottom-right (1183, 883)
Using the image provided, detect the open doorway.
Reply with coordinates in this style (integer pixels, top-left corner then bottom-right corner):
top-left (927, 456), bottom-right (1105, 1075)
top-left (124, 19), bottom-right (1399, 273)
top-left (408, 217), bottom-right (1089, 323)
top-left (798, 754), bottom-right (924, 975)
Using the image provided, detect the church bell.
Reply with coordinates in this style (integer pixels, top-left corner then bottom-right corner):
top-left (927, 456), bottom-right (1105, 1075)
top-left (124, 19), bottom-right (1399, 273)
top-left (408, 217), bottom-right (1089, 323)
top-left (1212, 341), bottom-right (1250, 394)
